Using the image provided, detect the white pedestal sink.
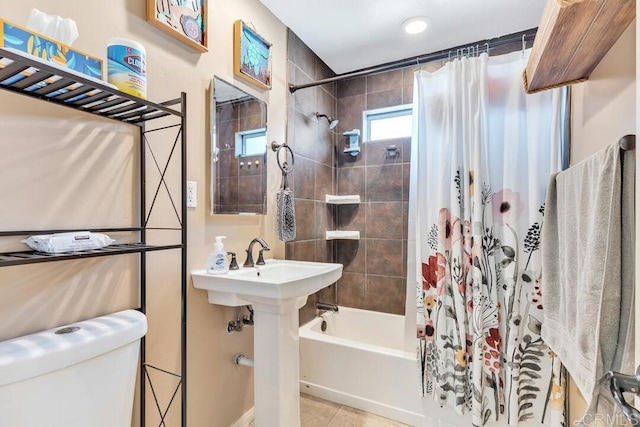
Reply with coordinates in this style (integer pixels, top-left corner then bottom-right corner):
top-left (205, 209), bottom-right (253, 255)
top-left (191, 259), bottom-right (343, 427)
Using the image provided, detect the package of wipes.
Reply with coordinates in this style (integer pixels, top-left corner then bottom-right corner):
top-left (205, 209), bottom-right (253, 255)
top-left (22, 232), bottom-right (115, 253)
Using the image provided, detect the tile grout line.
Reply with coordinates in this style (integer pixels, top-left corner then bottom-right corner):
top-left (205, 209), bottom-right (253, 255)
top-left (325, 404), bottom-right (345, 426)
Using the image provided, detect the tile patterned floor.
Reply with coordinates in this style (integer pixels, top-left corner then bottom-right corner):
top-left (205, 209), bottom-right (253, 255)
top-left (249, 394), bottom-right (410, 426)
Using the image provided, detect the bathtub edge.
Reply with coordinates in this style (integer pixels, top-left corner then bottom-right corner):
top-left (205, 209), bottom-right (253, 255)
top-left (300, 381), bottom-right (425, 426)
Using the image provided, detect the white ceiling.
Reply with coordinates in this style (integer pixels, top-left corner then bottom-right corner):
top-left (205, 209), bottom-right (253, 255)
top-left (259, 0), bottom-right (546, 74)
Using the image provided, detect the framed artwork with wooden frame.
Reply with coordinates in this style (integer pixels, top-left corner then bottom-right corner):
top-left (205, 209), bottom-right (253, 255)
top-left (146, 0), bottom-right (207, 52)
top-left (233, 20), bottom-right (272, 90)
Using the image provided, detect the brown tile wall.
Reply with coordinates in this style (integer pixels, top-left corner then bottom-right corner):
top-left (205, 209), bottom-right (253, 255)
top-left (333, 40), bottom-right (530, 315)
top-left (214, 98), bottom-right (267, 214)
top-left (285, 30), bottom-right (338, 325)
top-left (334, 61), bottom-right (444, 316)
top-left (287, 33), bottom-right (528, 319)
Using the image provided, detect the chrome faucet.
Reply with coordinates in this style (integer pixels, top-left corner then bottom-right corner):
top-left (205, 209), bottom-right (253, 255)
top-left (316, 302), bottom-right (339, 316)
top-left (243, 238), bottom-right (270, 268)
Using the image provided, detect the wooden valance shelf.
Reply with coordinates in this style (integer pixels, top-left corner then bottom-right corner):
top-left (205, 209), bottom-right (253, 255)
top-left (524, 0), bottom-right (635, 93)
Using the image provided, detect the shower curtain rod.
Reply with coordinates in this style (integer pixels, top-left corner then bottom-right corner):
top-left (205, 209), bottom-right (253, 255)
top-left (289, 28), bottom-right (538, 93)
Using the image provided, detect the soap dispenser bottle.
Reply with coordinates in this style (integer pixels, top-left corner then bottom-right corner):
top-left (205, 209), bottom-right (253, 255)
top-left (207, 236), bottom-right (228, 274)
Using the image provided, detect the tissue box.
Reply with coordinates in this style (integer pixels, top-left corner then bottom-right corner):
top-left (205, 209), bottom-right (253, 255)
top-left (0, 18), bottom-right (102, 79)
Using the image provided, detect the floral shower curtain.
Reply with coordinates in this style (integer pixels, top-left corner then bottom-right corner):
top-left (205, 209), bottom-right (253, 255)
top-left (411, 51), bottom-right (567, 426)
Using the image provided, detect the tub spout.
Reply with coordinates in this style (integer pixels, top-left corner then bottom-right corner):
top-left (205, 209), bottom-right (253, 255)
top-left (316, 302), bottom-right (339, 316)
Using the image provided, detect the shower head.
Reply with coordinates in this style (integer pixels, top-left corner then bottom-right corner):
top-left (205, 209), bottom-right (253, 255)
top-left (316, 112), bottom-right (339, 130)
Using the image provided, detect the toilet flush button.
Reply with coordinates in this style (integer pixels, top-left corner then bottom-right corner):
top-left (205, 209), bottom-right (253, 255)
top-left (55, 326), bottom-right (81, 334)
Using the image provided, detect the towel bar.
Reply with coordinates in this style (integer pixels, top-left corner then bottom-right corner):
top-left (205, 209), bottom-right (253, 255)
top-left (619, 134), bottom-right (635, 151)
top-left (607, 368), bottom-right (640, 425)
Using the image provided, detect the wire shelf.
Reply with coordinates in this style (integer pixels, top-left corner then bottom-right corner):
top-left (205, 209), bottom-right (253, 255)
top-left (0, 243), bottom-right (183, 267)
top-left (0, 49), bottom-right (188, 426)
top-left (0, 48), bottom-right (183, 125)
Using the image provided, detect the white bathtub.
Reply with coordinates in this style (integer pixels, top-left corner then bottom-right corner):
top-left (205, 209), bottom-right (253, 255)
top-left (299, 307), bottom-right (470, 426)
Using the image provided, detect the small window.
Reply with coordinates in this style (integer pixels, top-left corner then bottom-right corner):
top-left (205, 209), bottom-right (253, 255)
top-left (363, 104), bottom-right (412, 142)
top-left (235, 128), bottom-right (267, 157)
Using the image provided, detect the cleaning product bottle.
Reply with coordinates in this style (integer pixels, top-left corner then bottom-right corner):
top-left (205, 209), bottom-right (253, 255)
top-left (207, 236), bottom-right (228, 274)
top-left (107, 37), bottom-right (147, 98)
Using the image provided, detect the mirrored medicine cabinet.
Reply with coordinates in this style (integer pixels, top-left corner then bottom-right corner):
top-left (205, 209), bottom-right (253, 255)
top-left (210, 77), bottom-right (268, 215)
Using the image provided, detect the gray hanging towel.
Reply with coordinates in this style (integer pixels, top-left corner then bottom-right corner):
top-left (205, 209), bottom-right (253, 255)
top-left (541, 143), bottom-right (635, 423)
top-left (276, 145), bottom-right (296, 242)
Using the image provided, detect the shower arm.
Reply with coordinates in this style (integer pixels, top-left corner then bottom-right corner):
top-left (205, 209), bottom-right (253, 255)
top-left (315, 112), bottom-right (339, 130)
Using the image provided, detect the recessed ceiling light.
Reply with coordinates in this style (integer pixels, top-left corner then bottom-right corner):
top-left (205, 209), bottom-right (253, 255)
top-left (403, 17), bottom-right (429, 35)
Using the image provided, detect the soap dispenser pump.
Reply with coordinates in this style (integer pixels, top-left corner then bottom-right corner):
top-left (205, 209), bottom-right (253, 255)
top-left (207, 236), bottom-right (228, 274)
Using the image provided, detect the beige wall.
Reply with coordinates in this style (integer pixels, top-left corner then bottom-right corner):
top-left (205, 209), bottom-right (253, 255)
top-left (0, 1), bottom-right (287, 426)
top-left (571, 22), bottom-right (636, 164)
top-left (568, 21), bottom-right (636, 424)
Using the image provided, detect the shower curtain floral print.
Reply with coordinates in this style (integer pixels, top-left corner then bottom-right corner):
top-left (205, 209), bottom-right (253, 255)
top-left (413, 51), bottom-right (566, 427)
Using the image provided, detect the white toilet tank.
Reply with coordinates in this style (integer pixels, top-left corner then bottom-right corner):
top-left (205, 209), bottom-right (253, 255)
top-left (0, 309), bottom-right (147, 427)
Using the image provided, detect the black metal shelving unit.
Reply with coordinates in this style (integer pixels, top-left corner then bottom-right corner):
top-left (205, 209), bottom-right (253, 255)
top-left (0, 47), bottom-right (188, 427)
